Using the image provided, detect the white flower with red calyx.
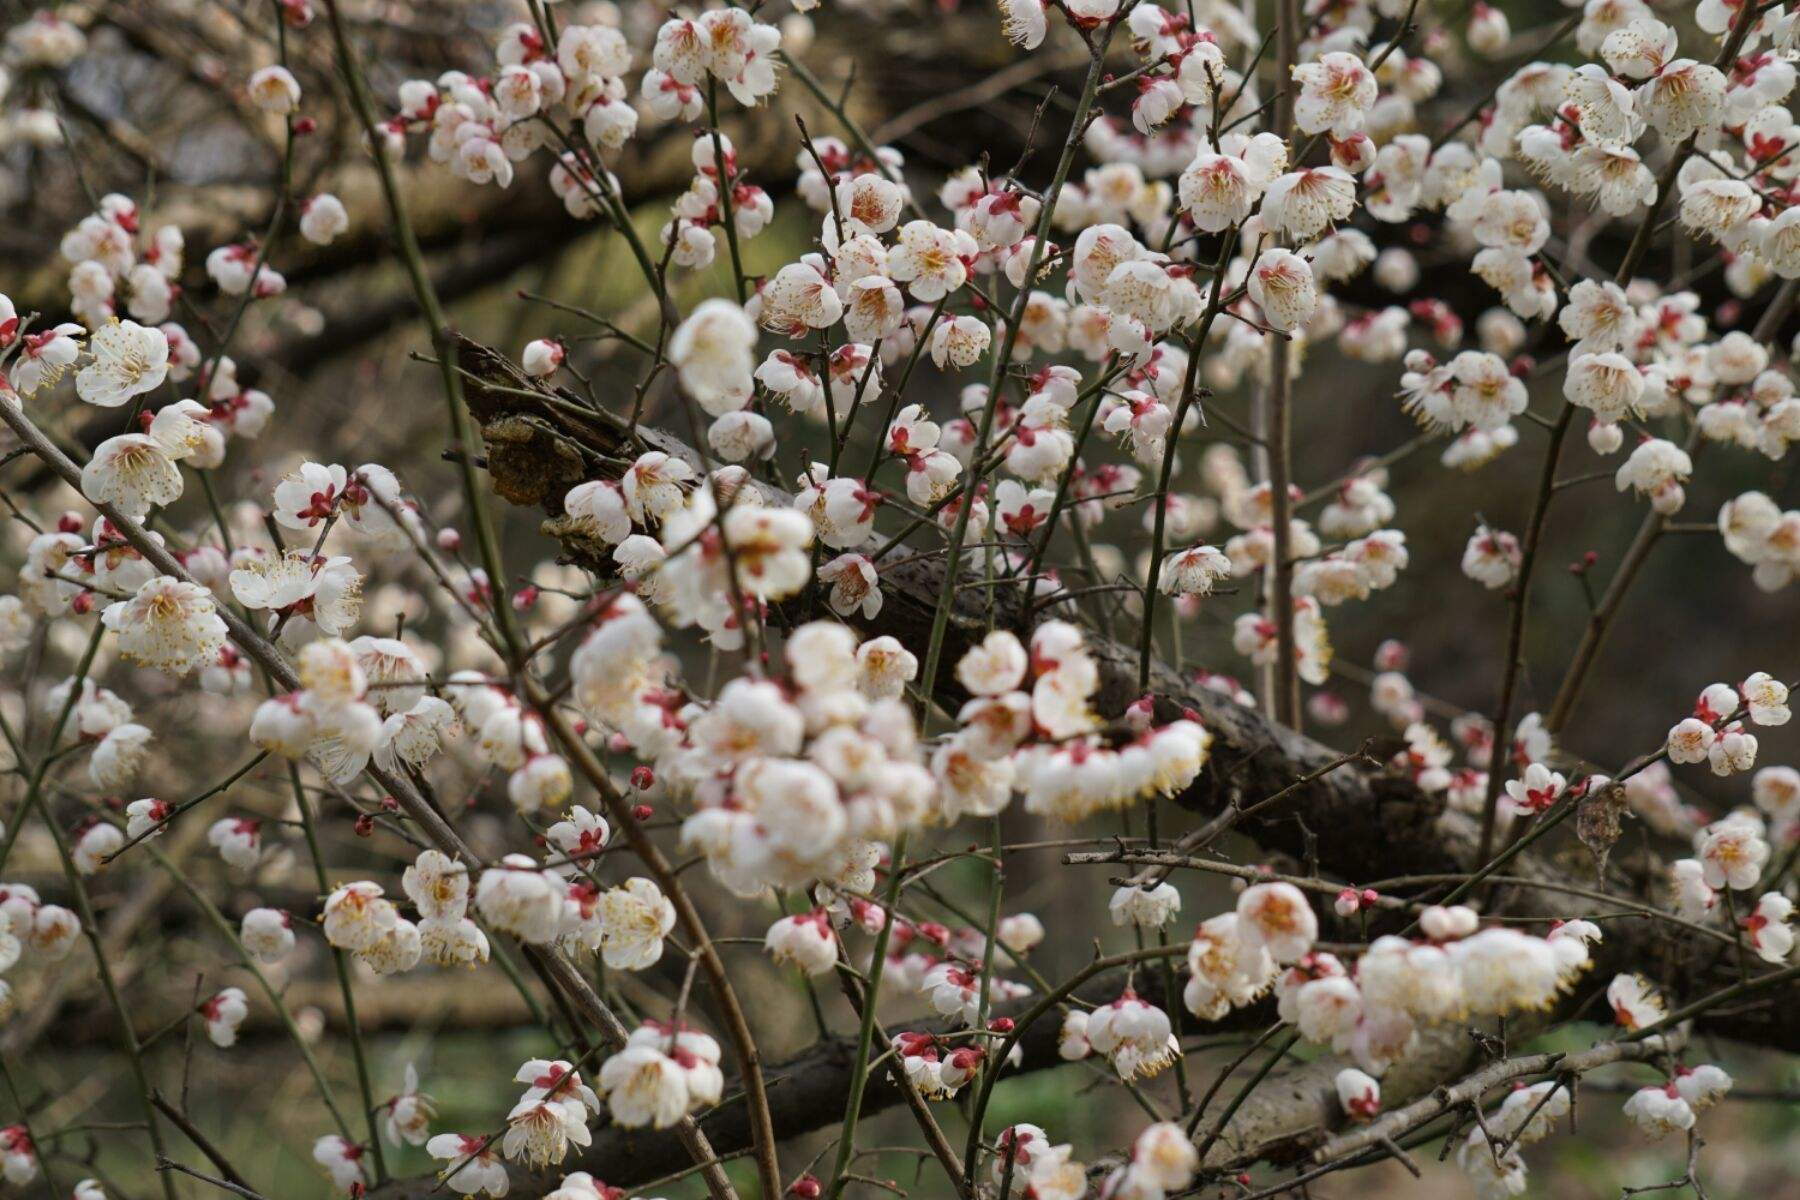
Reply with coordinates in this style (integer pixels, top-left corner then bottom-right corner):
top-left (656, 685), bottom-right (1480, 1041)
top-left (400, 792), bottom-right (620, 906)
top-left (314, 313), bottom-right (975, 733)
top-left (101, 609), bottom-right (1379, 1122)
top-left (1446, 350), bottom-right (1526, 432)
top-left (1558, 278), bottom-right (1639, 353)
top-left (919, 962), bottom-right (983, 1025)
top-left (1005, 399), bottom-right (1075, 485)
top-left (102, 575), bottom-right (228, 677)
top-left (514, 1059), bottom-right (602, 1121)
top-left (70, 822), bottom-right (122, 875)
top-left (1623, 1081), bottom-right (1694, 1138)
top-left (1130, 1121), bottom-right (1197, 1191)
top-left (849, 634), bottom-right (915, 701)
top-left (1495, 1080), bottom-right (1571, 1147)
top-left (1706, 723), bottom-right (1758, 777)
top-left (814, 552), bottom-right (879, 619)
top-left (1247, 249), bottom-right (1317, 333)
top-left (930, 315), bottom-right (992, 370)
top-left (1502, 762), bottom-right (1566, 818)
top-left (1615, 437), bottom-right (1691, 514)
top-left (1236, 881), bottom-right (1319, 965)
top-left (590, 877), bottom-right (672, 970)
top-left (595, 1044), bottom-right (690, 1128)
top-left (1599, 17), bottom-right (1674, 79)
top-left (1607, 973), bottom-right (1667, 1032)
top-left (1754, 765), bottom-right (1800, 827)
top-left (962, 187), bottom-right (1039, 252)
top-left (10, 322), bottom-right (83, 396)
top-left (1461, 524), bottom-right (1521, 589)
top-left (990, 1124), bottom-right (1049, 1192)
top-left (204, 242), bottom-right (280, 296)
top-left (323, 881), bottom-right (399, 953)
top-left (1288, 969), bottom-right (1362, 1045)
top-left (1177, 146), bottom-right (1267, 234)
top-left (670, 299), bottom-right (757, 409)
top-left (1740, 892), bottom-right (1795, 963)
top-left (1292, 50), bottom-right (1377, 137)
top-left (816, 475), bottom-right (882, 549)
top-left (269, 460), bottom-right (349, 531)
top-left (74, 319), bottom-right (168, 408)
top-left (122, 798), bottom-right (170, 843)
top-left (309, 1137), bottom-right (371, 1195)
top-left (1564, 351), bottom-right (1646, 427)
top-left (936, 1042), bottom-right (986, 1096)
top-left (426, 1133), bottom-right (509, 1197)
top-left (1109, 882), bottom-right (1182, 930)
top-left (1545, 918), bottom-right (1603, 980)
top-left (470, 854), bottom-right (560, 945)
top-left (1131, 75), bottom-right (1186, 135)
top-left (199, 987), bottom-right (248, 1047)
top-left (1159, 539), bottom-right (1231, 600)
top-left (1086, 991), bottom-right (1180, 1080)
top-left (81, 400), bottom-right (211, 519)
top-left (1678, 177), bottom-right (1761, 250)
top-left (521, 337), bottom-right (565, 379)
top-left (932, 733), bottom-right (1018, 820)
top-left (1101, 388), bottom-right (1172, 466)
top-left (247, 65), bottom-right (300, 114)
top-left (557, 22), bottom-right (630, 84)
top-left (1673, 1063), bottom-right (1733, 1112)
top-left (1739, 672), bottom-right (1790, 726)
top-left (1455, 926), bottom-right (1565, 1017)
top-left (1563, 64), bottom-right (1641, 146)
top-left (90, 723), bottom-right (152, 790)
top-left (1335, 1068), bottom-right (1381, 1121)
top-left (1698, 814), bottom-right (1770, 889)
top-left (887, 220), bottom-right (970, 301)
top-left (1418, 903), bottom-right (1481, 943)
top-left (765, 908), bottom-right (838, 975)
top-left (27, 903), bottom-right (81, 961)
top-left (760, 261), bottom-right (843, 336)
top-left (124, 262), bottom-right (174, 324)
top-left (501, 1092), bottom-right (592, 1166)
top-left (997, 0), bottom-right (1047, 49)
top-left (626, 1023), bottom-right (722, 1111)
top-left (987, 480), bottom-right (1048, 541)
top-left (893, 1032), bottom-right (953, 1098)
top-left (298, 193), bottom-right (348, 245)
top-left (240, 907), bottom-right (294, 964)
top-left (509, 754), bottom-right (573, 815)
top-left (205, 817), bottom-right (262, 872)
top-left (1636, 57), bottom-right (1727, 141)
top-left (1261, 167), bottom-right (1358, 241)
top-left (1669, 857), bottom-right (1717, 920)
top-left (832, 172), bottom-right (906, 239)
top-left (1455, 1127), bottom-right (1526, 1196)
top-left (995, 912), bottom-right (1045, 959)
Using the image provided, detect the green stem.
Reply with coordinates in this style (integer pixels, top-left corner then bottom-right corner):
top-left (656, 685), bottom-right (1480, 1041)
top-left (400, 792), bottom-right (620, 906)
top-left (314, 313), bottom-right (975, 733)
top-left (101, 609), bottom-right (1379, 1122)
top-left (288, 764), bottom-right (388, 1182)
